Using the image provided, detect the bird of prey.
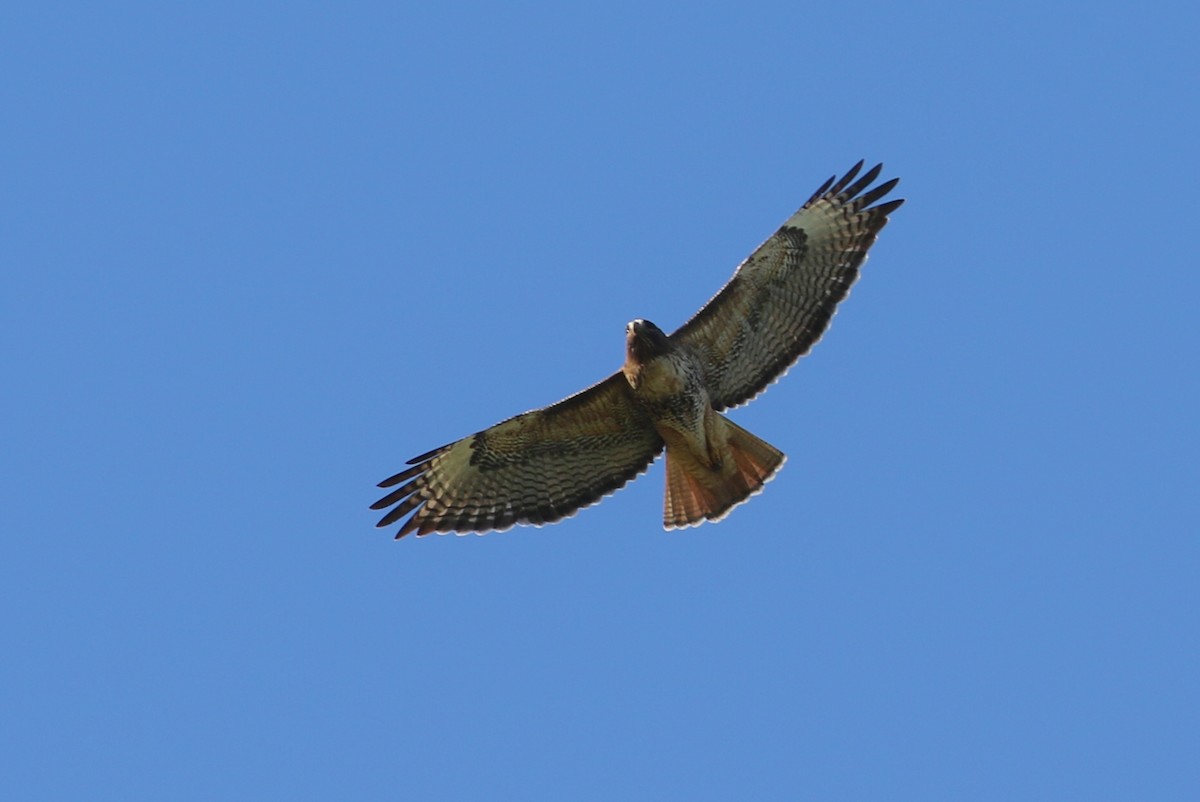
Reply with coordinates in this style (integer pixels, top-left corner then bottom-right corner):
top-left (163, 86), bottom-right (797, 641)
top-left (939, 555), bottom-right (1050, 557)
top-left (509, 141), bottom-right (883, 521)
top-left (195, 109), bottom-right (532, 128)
top-left (372, 161), bottom-right (903, 537)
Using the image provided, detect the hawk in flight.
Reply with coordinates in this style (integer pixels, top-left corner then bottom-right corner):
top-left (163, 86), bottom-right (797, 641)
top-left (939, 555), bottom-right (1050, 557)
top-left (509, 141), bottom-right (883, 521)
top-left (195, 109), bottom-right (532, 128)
top-left (373, 161), bottom-right (903, 537)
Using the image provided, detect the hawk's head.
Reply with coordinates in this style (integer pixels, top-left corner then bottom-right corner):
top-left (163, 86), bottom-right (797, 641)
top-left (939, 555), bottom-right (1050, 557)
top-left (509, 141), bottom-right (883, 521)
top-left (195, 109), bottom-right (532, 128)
top-left (625, 319), bottom-right (672, 365)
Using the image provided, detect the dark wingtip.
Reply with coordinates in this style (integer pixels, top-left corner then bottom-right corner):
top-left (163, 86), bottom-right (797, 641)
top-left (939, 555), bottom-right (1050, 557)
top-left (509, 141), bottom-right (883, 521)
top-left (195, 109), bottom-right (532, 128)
top-left (375, 506), bottom-right (405, 527)
top-left (873, 198), bottom-right (906, 217)
top-left (842, 162), bottom-right (884, 200)
top-left (405, 442), bottom-right (452, 466)
top-left (807, 174), bottom-right (838, 204)
top-left (377, 462), bottom-right (425, 489)
top-left (860, 161), bottom-right (884, 187)
top-left (828, 160), bottom-right (866, 196)
top-left (859, 176), bottom-right (901, 208)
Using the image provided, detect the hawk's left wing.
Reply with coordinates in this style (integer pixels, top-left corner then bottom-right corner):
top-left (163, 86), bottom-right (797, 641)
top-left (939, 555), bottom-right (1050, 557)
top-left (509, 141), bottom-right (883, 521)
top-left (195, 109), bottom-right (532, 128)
top-left (672, 161), bottom-right (903, 410)
top-left (371, 373), bottom-right (664, 537)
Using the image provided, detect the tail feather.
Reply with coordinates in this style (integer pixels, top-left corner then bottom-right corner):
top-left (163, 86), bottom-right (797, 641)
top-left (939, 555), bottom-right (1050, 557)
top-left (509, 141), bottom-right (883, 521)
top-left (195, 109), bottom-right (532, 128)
top-left (662, 414), bottom-right (786, 529)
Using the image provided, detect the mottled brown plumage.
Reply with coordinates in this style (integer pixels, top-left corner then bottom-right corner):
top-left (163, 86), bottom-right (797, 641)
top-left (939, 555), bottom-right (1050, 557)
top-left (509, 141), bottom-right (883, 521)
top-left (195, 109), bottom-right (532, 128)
top-left (372, 161), bottom-right (903, 537)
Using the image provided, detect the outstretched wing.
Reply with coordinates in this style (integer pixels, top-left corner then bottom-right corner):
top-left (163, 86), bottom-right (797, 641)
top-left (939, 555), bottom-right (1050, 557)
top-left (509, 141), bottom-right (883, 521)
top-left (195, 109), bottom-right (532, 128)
top-left (672, 161), bottom-right (903, 410)
top-left (371, 373), bottom-right (664, 537)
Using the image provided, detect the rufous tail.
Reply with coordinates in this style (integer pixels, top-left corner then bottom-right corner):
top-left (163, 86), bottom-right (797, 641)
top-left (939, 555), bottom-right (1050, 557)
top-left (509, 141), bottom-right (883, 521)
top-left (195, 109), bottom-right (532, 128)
top-left (662, 414), bottom-right (786, 529)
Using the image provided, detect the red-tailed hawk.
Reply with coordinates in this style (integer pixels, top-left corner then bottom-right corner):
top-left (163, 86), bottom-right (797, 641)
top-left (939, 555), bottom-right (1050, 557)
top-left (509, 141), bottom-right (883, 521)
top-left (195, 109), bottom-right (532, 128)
top-left (373, 161), bottom-right (903, 537)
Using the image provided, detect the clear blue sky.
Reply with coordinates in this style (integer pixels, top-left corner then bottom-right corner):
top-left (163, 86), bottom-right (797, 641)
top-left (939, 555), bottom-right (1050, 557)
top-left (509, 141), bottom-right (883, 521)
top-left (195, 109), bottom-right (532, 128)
top-left (4, 2), bottom-right (1197, 799)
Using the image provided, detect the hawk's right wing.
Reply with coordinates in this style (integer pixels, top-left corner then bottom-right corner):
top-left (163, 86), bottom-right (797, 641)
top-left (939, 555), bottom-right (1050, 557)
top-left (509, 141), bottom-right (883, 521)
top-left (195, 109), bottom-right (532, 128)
top-left (372, 373), bottom-right (664, 537)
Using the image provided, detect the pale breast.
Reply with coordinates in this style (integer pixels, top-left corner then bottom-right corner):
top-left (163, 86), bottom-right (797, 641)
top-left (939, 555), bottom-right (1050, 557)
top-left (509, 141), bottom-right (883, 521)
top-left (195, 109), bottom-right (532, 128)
top-left (628, 347), bottom-right (711, 437)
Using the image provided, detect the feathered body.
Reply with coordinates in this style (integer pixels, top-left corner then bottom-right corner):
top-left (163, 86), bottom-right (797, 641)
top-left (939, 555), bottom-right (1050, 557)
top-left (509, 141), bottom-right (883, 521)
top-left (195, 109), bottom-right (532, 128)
top-left (622, 319), bottom-right (785, 527)
top-left (372, 161), bottom-right (904, 537)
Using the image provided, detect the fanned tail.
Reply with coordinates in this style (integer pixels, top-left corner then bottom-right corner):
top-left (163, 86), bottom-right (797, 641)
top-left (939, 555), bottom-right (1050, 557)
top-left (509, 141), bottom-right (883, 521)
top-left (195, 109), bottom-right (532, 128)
top-left (662, 414), bottom-right (786, 529)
